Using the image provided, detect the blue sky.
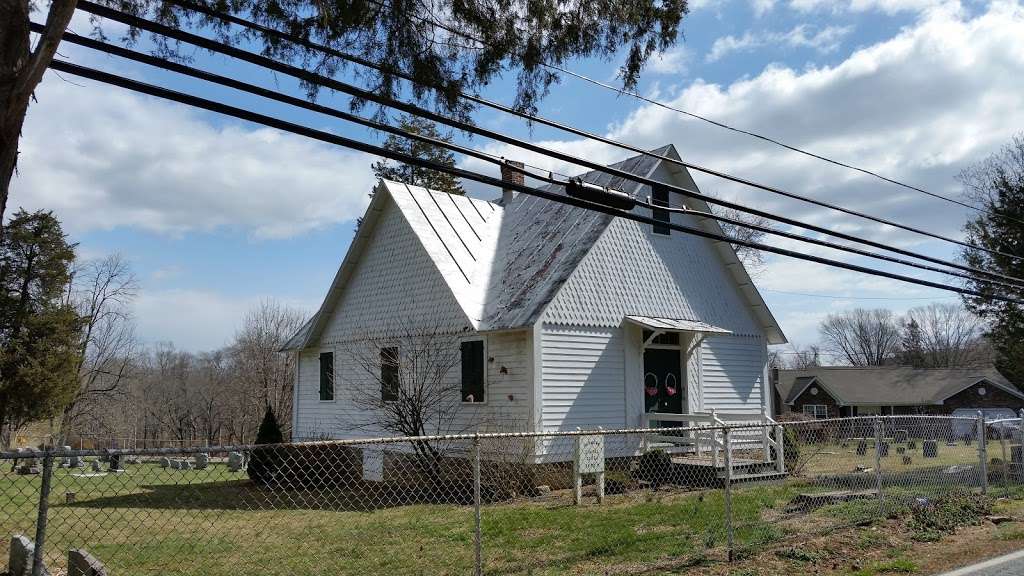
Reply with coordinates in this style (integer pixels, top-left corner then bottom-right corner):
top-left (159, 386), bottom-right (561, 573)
top-left (18, 0), bottom-right (1024, 353)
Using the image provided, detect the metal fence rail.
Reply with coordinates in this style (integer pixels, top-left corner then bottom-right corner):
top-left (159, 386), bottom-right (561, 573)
top-left (1, 413), bottom-right (1021, 575)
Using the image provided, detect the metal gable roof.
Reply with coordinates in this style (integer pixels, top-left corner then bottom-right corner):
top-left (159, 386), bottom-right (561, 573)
top-left (480, 150), bottom-right (662, 330)
top-left (285, 145), bottom-right (788, 350)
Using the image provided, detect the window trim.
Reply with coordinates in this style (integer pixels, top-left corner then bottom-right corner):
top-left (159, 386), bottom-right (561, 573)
top-left (460, 337), bottom-right (487, 405)
top-left (318, 351), bottom-right (335, 403)
top-left (380, 346), bottom-right (400, 404)
top-left (803, 404), bottom-right (828, 419)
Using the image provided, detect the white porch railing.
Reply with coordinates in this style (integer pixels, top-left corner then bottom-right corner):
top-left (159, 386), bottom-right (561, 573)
top-left (641, 409), bottom-right (786, 477)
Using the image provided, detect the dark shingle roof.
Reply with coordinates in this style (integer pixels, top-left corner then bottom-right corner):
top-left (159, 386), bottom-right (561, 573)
top-left (776, 366), bottom-right (1024, 406)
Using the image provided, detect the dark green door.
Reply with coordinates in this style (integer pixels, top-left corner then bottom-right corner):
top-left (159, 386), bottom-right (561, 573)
top-left (643, 348), bottom-right (684, 416)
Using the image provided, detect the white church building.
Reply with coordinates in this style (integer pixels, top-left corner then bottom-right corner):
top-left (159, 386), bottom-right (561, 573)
top-left (283, 145), bottom-right (787, 459)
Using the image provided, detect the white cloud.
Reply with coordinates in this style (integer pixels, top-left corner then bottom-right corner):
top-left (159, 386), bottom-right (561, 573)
top-left (11, 73), bottom-right (376, 239)
top-left (751, 0), bottom-right (778, 16)
top-left (789, 0), bottom-right (956, 14)
top-left (133, 288), bottom-right (313, 351)
top-left (462, 1), bottom-right (1024, 345)
top-left (707, 24), bottom-right (854, 62)
top-left (648, 47), bottom-right (691, 75)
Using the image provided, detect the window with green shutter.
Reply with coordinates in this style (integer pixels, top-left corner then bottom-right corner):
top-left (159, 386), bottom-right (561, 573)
top-left (318, 352), bottom-right (334, 401)
top-left (461, 340), bottom-right (485, 403)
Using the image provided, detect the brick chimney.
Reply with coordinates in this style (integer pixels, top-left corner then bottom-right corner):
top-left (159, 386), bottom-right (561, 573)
top-left (500, 160), bottom-right (525, 205)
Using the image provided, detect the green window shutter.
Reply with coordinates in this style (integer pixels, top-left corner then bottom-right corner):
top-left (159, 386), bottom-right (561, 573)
top-left (319, 352), bottom-right (334, 401)
top-left (461, 340), bottom-right (485, 403)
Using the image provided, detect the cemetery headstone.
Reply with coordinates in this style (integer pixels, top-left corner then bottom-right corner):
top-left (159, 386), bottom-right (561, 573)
top-left (923, 440), bottom-right (938, 458)
top-left (907, 440), bottom-right (917, 450)
top-left (61, 446), bottom-right (73, 468)
top-left (107, 453), bottom-right (122, 472)
top-left (896, 446), bottom-right (905, 455)
top-left (227, 452), bottom-right (245, 472)
top-left (902, 455), bottom-right (912, 465)
top-left (894, 429), bottom-right (909, 443)
top-left (856, 439), bottom-right (868, 456)
top-left (8, 534), bottom-right (47, 576)
top-left (68, 549), bottom-right (107, 576)
top-left (169, 459), bottom-right (181, 470)
top-left (90, 460), bottom-right (102, 473)
top-left (159, 457), bottom-right (170, 468)
top-left (194, 453), bottom-right (209, 470)
top-left (878, 442), bottom-right (889, 457)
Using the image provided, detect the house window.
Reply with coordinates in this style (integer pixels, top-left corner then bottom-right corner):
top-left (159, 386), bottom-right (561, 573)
top-left (380, 347), bottom-right (399, 402)
top-left (652, 185), bottom-right (670, 235)
top-left (803, 404), bottom-right (828, 419)
top-left (461, 339), bottom-right (486, 403)
top-left (319, 352), bottom-right (335, 401)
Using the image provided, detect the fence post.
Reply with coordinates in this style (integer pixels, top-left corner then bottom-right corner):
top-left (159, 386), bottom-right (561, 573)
top-left (722, 427), bottom-right (734, 562)
top-left (978, 412), bottom-right (988, 495)
top-left (472, 435), bottom-right (482, 576)
top-left (31, 448), bottom-right (54, 576)
top-left (874, 418), bottom-right (884, 517)
top-left (774, 424), bottom-right (786, 474)
top-left (1000, 427), bottom-right (1010, 499)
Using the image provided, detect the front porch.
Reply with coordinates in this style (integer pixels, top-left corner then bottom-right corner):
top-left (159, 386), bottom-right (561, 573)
top-left (641, 410), bottom-right (788, 485)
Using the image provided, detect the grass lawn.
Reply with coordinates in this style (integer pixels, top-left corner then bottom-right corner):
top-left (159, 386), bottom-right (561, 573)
top-left (0, 441), bottom-right (1016, 575)
top-left (0, 461), bottom-right (808, 576)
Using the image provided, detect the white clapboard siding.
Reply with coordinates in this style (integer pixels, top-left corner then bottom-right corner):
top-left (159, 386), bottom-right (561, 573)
top-left (700, 334), bottom-right (767, 415)
top-left (540, 325), bottom-right (626, 432)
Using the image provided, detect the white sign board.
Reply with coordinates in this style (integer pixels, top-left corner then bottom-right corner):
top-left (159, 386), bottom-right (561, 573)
top-left (362, 449), bottom-right (384, 482)
top-left (574, 435), bottom-right (605, 475)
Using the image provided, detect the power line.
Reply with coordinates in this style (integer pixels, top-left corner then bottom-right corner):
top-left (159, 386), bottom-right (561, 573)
top-left (360, 0), bottom-right (1023, 230)
top-left (158, 0), bottom-right (1024, 264)
top-left (761, 289), bottom-right (959, 301)
top-left (49, 25), bottom-right (1024, 293)
top-left (66, 2), bottom-right (1024, 289)
top-left (44, 58), bottom-right (1024, 306)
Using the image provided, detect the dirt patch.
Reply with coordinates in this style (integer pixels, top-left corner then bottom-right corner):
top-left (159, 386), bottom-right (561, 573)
top-left (682, 499), bottom-right (1024, 575)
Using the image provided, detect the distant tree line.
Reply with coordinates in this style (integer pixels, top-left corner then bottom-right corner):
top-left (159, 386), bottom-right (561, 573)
top-left (0, 208), bottom-right (306, 448)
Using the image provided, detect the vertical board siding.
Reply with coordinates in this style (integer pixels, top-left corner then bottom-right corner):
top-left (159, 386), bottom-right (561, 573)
top-left (700, 334), bottom-right (767, 415)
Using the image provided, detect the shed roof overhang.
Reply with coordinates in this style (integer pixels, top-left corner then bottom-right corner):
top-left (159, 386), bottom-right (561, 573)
top-left (625, 315), bottom-right (733, 335)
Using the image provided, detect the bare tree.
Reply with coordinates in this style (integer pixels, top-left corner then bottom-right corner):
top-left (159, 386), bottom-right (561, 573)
top-left (60, 254), bottom-right (139, 441)
top-left (819, 308), bottom-right (902, 366)
top-left (705, 191), bottom-right (777, 270)
top-left (344, 326), bottom-right (477, 469)
top-left (231, 300), bottom-right (305, 438)
top-left (788, 345), bottom-right (822, 370)
top-left (901, 303), bottom-right (987, 368)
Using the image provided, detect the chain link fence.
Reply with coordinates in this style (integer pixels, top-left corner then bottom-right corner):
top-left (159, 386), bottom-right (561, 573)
top-left (1, 413), bottom-right (1021, 575)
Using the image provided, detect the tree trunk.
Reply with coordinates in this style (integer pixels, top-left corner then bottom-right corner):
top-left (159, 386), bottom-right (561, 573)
top-left (0, 0), bottom-right (78, 236)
